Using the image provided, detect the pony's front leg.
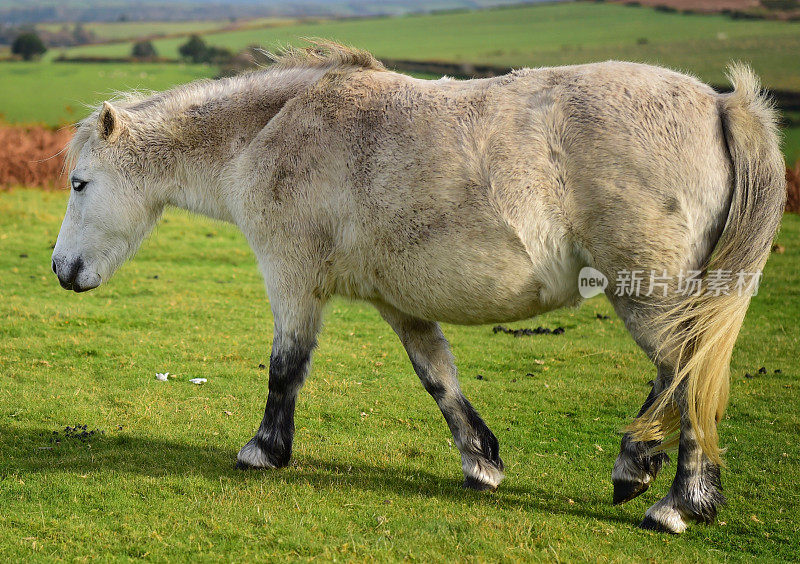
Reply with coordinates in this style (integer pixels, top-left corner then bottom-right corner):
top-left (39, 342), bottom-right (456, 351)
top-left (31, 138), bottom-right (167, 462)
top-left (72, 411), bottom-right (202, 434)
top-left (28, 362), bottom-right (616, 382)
top-left (237, 293), bottom-right (324, 469)
top-left (377, 304), bottom-right (504, 491)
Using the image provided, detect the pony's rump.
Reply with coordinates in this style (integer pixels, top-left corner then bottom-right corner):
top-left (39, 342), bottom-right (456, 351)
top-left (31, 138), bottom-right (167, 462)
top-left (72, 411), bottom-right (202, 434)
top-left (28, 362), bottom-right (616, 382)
top-left (626, 63), bottom-right (786, 464)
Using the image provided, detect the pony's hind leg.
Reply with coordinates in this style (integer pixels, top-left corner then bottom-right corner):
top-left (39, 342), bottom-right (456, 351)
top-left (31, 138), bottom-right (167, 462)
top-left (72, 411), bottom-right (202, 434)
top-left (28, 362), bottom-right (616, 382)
top-left (611, 297), bottom-right (725, 532)
top-left (640, 397), bottom-right (725, 533)
top-left (608, 296), bottom-right (676, 506)
top-left (377, 304), bottom-right (504, 491)
top-left (612, 375), bottom-right (670, 505)
top-left (237, 293), bottom-right (324, 469)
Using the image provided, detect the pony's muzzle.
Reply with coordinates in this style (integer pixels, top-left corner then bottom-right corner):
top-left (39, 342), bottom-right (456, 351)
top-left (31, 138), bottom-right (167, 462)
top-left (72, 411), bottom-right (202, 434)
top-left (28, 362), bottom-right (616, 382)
top-left (52, 256), bottom-right (100, 292)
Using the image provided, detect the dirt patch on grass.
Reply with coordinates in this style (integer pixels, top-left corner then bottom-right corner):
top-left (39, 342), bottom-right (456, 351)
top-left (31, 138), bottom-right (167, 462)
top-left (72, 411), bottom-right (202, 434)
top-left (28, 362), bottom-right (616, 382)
top-left (0, 123), bottom-right (72, 190)
top-left (493, 324), bottom-right (565, 336)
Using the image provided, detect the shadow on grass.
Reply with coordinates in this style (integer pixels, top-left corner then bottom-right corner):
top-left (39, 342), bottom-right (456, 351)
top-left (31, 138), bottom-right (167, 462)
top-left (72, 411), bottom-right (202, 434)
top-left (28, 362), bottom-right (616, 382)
top-left (1, 425), bottom-right (638, 528)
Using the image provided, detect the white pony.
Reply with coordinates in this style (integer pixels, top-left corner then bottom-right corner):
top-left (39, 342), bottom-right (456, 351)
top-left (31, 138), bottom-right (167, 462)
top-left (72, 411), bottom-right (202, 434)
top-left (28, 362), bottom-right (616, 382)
top-left (52, 43), bottom-right (785, 533)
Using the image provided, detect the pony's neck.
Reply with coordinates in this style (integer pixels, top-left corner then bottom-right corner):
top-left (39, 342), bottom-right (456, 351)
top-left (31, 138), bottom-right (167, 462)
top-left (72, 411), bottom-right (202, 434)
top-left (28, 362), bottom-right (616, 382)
top-left (159, 67), bottom-right (325, 222)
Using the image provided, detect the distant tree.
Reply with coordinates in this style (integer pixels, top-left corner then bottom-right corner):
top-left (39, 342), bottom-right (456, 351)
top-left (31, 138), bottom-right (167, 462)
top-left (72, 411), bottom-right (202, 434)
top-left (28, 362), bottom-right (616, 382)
top-left (132, 40), bottom-right (157, 59)
top-left (72, 23), bottom-right (94, 45)
top-left (178, 35), bottom-right (232, 64)
top-left (203, 45), bottom-right (233, 64)
top-left (179, 35), bottom-right (207, 63)
top-left (11, 32), bottom-right (47, 61)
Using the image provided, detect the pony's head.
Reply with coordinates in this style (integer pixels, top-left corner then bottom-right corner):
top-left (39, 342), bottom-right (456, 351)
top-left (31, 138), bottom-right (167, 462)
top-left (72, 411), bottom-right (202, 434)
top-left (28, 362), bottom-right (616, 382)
top-left (52, 101), bottom-right (165, 292)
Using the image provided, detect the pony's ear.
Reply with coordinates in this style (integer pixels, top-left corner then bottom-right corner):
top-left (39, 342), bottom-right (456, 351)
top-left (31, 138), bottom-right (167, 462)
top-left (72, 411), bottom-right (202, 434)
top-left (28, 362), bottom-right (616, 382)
top-left (98, 101), bottom-right (129, 143)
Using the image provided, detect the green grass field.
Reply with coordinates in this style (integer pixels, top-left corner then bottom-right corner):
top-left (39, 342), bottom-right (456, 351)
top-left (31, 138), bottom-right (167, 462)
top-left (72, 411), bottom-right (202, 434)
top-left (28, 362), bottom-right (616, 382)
top-left (0, 62), bottom-right (214, 126)
top-left (1, 190), bottom-right (797, 560)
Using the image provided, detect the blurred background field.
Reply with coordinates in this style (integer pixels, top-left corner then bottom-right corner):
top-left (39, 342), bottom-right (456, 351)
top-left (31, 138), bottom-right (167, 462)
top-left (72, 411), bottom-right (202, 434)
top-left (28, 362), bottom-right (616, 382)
top-left (57, 2), bottom-right (800, 90)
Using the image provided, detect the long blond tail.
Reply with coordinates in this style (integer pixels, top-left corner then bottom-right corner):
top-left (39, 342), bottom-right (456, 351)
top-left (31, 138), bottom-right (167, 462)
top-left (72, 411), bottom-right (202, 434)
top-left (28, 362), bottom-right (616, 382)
top-left (626, 64), bottom-right (787, 465)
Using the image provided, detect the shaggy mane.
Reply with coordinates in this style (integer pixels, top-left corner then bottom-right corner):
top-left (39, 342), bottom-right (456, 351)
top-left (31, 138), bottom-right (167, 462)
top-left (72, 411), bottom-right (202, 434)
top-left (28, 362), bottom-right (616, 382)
top-left (63, 40), bottom-right (384, 173)
top-left (267, 39), bottom-right (385, 72)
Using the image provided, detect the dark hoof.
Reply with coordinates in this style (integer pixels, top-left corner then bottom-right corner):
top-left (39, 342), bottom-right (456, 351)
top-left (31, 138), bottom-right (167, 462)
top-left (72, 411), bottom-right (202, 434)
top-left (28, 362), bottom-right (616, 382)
top-left (463, 475), bottom-right (497, 492)
top-left (613, 479), bottom-right (650, 505)
top-left (236, 436), bottom-right (288, 469)
top-left (235, 459), bottom-right (260, 470)
top-left (639, 515), bottom-right (679, 534)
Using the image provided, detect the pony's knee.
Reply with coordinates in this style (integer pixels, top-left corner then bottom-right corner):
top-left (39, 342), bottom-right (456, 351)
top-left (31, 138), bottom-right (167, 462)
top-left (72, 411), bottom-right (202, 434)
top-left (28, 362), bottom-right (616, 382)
top-left (268, 345), bottom-right (313, 395)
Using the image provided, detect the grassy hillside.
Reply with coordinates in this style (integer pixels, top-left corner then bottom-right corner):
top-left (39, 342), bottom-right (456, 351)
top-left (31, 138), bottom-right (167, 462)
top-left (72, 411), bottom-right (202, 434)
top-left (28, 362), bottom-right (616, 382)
top-left (37, 17), bottom-right (303, 44)
top-left (60, 2), bottom-right (800, 91)
top-left (0, 190), bottom-right (797, 560)
top-left (37, 20), bottom-right (233, 42)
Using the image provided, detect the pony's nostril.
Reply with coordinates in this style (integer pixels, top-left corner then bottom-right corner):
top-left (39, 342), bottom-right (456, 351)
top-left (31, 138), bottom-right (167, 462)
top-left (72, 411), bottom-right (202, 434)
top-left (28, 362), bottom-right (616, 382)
top-left (54, 257), bottom-right (84, 290)
top-left (52, 259), bottom-right (57, 274)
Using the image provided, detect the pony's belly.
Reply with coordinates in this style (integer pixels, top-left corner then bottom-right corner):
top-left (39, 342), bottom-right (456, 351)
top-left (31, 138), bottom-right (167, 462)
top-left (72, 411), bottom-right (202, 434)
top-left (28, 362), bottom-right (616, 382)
top-left (410, 261), bottom-right (582, 325)
top-left (341, 238), bottom-right (584, 325)
top-left (329, 189), bottom-right (586, 324)
top-left (394, 277), bottom-right (550, 325)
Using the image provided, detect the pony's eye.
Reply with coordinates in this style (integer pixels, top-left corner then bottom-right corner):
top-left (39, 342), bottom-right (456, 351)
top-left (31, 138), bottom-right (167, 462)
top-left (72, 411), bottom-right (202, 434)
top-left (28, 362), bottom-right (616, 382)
top-left (71, 179), bottom-right (88, 192)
